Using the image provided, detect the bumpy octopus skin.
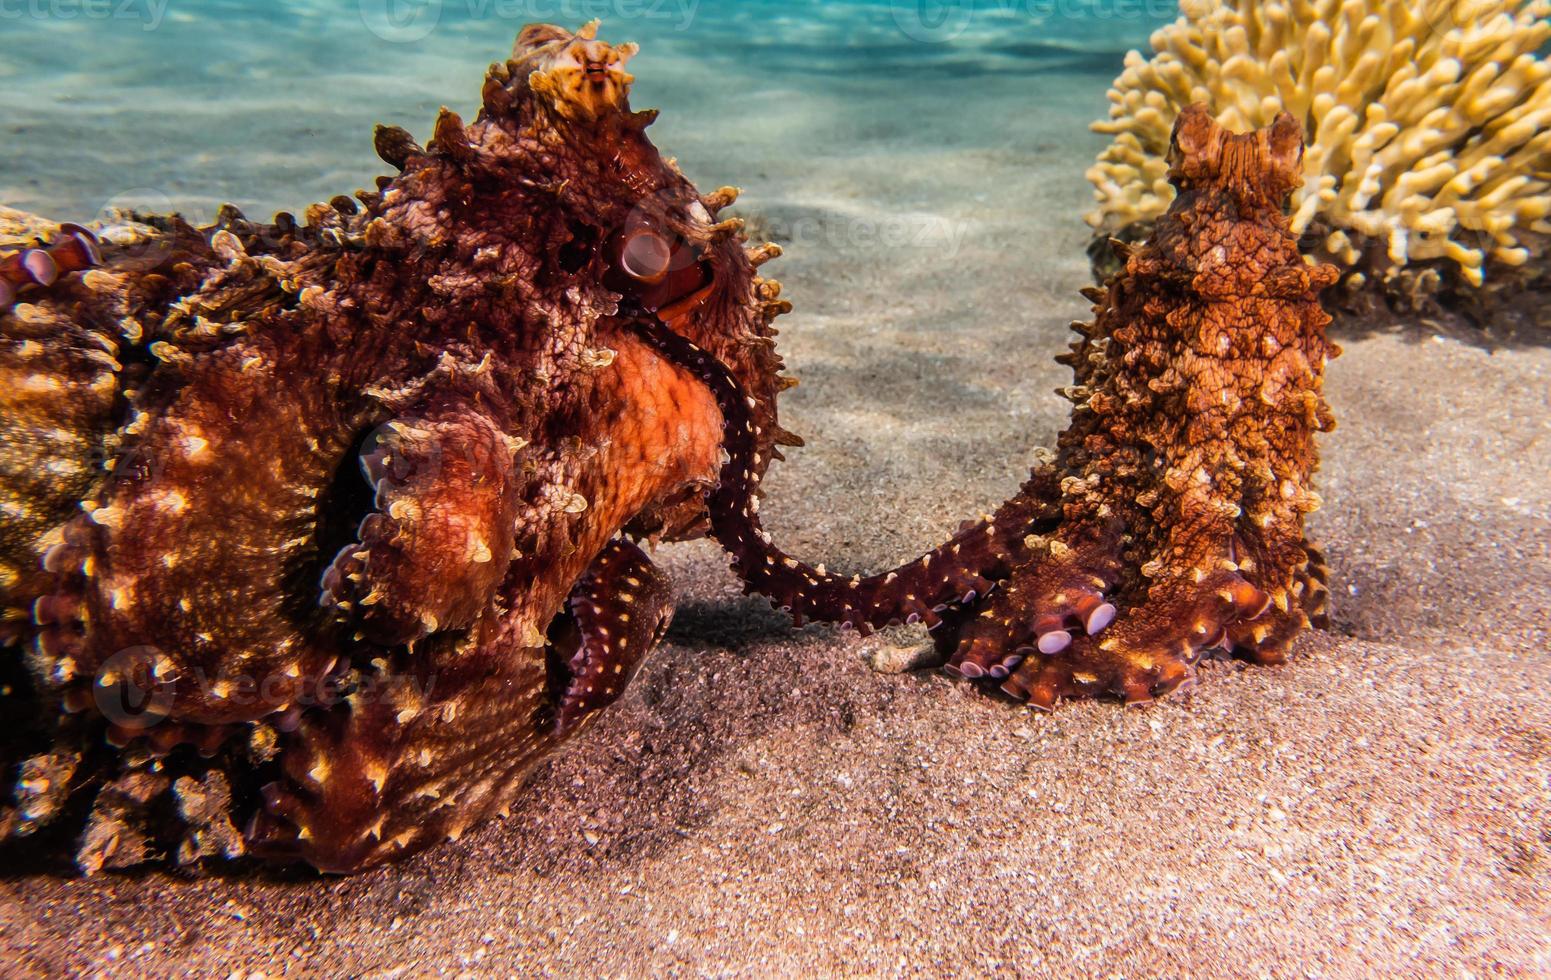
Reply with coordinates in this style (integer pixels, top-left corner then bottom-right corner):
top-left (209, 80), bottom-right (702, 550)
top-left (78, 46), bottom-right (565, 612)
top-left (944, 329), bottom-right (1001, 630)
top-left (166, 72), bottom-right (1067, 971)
top-left (641, 104), bottom-right (1339, 709)
top-left (0, 22), bottom-right (798, 873)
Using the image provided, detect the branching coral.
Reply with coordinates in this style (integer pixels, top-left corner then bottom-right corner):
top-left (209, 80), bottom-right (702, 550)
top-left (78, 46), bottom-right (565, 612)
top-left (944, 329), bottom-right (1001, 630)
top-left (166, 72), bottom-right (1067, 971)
top-left (1086, 0), bottom-right (1551, 314)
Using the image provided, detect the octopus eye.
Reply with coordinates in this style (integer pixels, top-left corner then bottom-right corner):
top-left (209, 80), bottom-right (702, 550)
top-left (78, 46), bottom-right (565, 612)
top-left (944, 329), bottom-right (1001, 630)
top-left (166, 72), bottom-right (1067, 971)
top-left (603, 219), bottom-right (714, 319)
top-left (617, 229), bottom-right (673, 285)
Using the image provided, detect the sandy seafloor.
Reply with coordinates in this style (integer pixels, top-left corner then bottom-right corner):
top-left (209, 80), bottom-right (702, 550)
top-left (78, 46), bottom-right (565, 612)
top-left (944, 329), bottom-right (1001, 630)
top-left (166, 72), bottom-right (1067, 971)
top-left (1, 1), bottom-right (1548, 975)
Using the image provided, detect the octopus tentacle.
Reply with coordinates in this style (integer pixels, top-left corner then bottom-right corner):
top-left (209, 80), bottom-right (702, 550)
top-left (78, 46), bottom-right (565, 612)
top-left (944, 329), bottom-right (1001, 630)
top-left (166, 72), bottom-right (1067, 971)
top-left (551, 537), bottom-right (673, 735)
top-left (631, 316), bottom-right (1038, 634)
top-left (41, 331), bottom-right (367, 728)
top-left (243, 628), bottom-right (538, 872)
top-left (959, 106), bottom-right (1339, 708)
top-left (640, 104), bottom-right (1335, 714)
top-left (0, 222), bottom-right (115, 642)
top-left (320, 396), bottom-right (525, 647)
top-left (945, 533), bottom-right (1124, 679)
top-left (997, 557), bottom-right (1273, 709)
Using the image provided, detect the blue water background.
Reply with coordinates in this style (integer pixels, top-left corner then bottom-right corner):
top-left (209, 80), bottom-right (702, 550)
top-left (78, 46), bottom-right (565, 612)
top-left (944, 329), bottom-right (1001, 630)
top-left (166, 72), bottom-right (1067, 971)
top-left (0, 0), bottom-right (1175, 220)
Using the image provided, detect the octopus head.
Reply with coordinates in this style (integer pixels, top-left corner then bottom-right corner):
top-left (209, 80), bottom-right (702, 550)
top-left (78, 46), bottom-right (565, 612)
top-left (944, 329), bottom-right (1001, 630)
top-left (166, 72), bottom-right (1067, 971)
top-left (482, 22), bottom-right (770, 340)
top-left (1166, 103), bottom-right (1304, 216)
top-left (1160, 103), bottom-right (1307, 293)
top-left (461, 21), bottom-right (786, 534)
top-left (516, 21), bottom-right (640, 123)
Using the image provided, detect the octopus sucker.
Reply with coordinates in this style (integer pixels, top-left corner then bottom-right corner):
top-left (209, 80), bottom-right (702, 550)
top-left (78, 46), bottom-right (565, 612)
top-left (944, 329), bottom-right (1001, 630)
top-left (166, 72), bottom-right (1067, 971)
top-left (640, 104), bottom-right (1338, 711)
top-left (0, 22), bottom-right (793, 873)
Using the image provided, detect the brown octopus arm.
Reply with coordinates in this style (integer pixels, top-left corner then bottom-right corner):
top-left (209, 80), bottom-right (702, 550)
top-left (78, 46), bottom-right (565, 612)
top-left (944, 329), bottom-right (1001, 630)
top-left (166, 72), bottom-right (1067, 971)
top-left (631, 315), bottom-right (1042, 634)
top-left (245, 627), bottom-right (549, 872)
top-left (40, 330), bottom-right (367, 728)
top-left (320, 395), bottom-right (525, 647)
top-left (639, 104), bottom-right (1338, 711)
top-left (0, 224), bottom-right (112, 641)
top-left (551, 537), bottom-right (673, 735)
top-left (956, 106), bottom-right (1340, 706)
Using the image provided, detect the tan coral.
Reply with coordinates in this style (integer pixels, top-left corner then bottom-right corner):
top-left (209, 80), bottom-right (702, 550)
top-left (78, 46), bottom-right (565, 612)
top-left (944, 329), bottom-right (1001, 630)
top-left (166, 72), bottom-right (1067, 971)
top-left (1086, 0), bottom-right (1551, 301)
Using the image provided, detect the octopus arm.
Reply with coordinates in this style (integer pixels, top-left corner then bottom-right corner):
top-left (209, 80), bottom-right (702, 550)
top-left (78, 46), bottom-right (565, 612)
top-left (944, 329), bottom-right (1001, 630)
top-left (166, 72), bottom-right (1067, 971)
top-left (37, 334), bottom-right (362, 727)
top-left (245, 628), bottom-right (551, 872)
top-left (0, 223), bottom-right (116, 638)
top-left (320, 395), bottom-right (524, 647)
top-left (952, 106), bottom-right (1339, 707)
top-left (551, 537), bottom-right (673, 735)
top-left (636, 106), bottom-right (1339, 713)
top-left (0, 310), bottom-right (120, 639)
top-left (992, 504), bottom-right (1327, 708)
top-left (248, 538), bottom-right (672, 873)
top-left (631, 317), bottom-right (1036, 634)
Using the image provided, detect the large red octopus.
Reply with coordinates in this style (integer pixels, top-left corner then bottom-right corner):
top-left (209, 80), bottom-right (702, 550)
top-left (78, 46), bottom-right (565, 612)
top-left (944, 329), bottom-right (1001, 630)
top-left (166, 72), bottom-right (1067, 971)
top-left (639, 104), bottom-right (1339, 709)
top-left (0, 23), bottom-right (797, 873)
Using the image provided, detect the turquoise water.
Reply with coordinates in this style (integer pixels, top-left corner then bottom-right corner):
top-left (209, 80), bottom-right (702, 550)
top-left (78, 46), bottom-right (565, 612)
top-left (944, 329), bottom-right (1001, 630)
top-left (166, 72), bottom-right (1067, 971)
top-left (0, 0), bottom-right (1174, 221)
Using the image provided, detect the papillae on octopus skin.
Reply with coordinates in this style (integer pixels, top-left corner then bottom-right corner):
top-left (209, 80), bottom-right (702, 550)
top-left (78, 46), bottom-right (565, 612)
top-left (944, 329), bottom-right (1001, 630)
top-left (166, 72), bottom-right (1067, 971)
top-left (634, 103), bottom-right (1340, 712)
top-left (0, 22), bottom-right (807, 873)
